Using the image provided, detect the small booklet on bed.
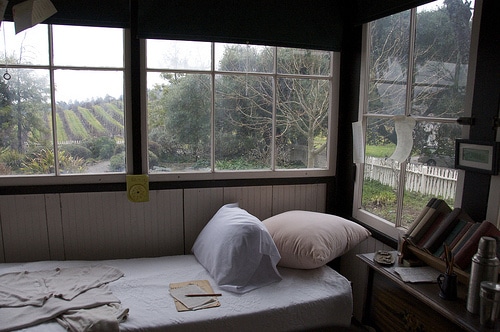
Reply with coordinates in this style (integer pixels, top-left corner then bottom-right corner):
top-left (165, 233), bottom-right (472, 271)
top-left (169, 280), bottom-right (221, 311)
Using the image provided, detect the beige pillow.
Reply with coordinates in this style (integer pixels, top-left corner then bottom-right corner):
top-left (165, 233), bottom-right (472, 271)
top-left (263, 211), bottom-right (371, 269)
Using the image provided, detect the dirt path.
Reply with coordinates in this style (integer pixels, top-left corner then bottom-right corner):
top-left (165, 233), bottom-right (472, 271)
top-left (86, 161), bottom-right (110, 173)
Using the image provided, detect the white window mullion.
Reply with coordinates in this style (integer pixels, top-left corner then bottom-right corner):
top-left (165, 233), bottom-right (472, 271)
top-left (271, 47), bottom-right (278, 171)
top-left (47, 25), bottom-right (59, 175)
top-left (211, 42), bottom-right (216, 172)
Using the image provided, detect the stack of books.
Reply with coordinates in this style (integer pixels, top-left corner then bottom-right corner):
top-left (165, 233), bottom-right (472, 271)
top-left (405, 198), bottom-right (500, 271)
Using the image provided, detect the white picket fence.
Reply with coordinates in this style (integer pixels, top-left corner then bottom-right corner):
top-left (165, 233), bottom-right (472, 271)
top-left (364, 156), bottom-right (458, 200)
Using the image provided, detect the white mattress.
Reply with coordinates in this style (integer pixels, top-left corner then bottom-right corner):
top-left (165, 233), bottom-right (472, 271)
top-left (1, 255), bottom-right (353, 331)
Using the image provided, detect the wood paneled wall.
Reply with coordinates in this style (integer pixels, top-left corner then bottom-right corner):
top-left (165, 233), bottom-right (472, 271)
top-left (0, 183), bottom-right (326, 263)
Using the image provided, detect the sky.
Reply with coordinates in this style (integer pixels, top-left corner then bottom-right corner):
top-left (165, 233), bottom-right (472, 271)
top-left (0, 22), bottom-right (124, 102)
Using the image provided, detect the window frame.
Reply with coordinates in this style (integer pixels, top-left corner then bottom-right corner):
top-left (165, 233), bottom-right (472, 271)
top-left (0, 24), bottom-right (128, 187)
top-left (143, 41), bottom-right (339, 182)
top-left (352, 4), bottom-right (478, 239)
top-left (0, 28), bottom-right (340, 187)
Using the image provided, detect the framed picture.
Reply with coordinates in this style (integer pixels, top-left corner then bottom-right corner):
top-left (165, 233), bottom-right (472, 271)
top-left (455, 139), bottom-right (500, 175)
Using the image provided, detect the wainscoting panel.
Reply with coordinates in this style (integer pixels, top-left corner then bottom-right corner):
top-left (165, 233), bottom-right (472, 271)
top-left (223, 186), bottom-right (273, 221)
top-left (149, 189), bottom-right (185, 256)
top-left (45, 194), bottom-right (65, 260)
top-left (183, 188), bottom-right (224, 253)
top-left (272, 183), bottom-right (326, 214)
top-left (0, 195), bottom-right (51, 262)
top-left (0, 183), bottom-right (329, 262)
top-left (60, 190), bottom-right (185, 260)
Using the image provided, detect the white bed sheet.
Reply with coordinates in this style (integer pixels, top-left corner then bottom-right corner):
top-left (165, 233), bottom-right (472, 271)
top-left (1, 255), bottom-right (353, 332)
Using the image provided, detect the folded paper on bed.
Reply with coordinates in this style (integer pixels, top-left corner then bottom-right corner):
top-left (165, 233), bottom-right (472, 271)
top-left (169, 279), bottom-right (221, 312)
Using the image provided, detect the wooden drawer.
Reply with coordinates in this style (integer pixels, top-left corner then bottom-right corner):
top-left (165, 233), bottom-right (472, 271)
top-left (369, 272), bottom-right (465, 332)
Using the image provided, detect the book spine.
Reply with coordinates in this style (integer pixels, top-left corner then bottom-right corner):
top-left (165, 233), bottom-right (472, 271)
top-left (447, 221), bottom-right (473, 252)
top-left (421, 208), bottom-right (464, 253)
top-left (405, 198), bottom-right (437, 237)
top-left (430, 218), bottom-right (468, 257)
top-left (417, 211), bottom-right (447, 249)
top-left (454, 221), bottom-right (500, 270)
top-left (409, 199), bottom-right (451, 244)
top-left (450, 222), bottom-right (481, 258)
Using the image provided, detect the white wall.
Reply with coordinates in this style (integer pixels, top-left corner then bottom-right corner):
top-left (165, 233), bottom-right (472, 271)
top-left (0, 183), bottom-right (326, 263)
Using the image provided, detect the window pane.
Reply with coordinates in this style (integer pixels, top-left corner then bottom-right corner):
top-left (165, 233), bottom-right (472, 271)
top-left (276, 77), bottom-right (329, 169)
top-left (412, 121), bottom-right (461, 167)
top-left (362, 117), bottom-right (398, 223)
top-left (215, 43), bottom-right (273, 73)
top-left (277, 48), bottom-right (331, 76)
top-left (0, 22), bottom-right (49, 66)
top-left (54, 70), bottom-right (125, 174)
top-left (0, 68), bottom-right (53, 175)
top-left (147, 40), bottom-right (211, 70)
top-left (147, 73), bottom-right (211, 172)
top-left (53, 26), bottom-right (123, 67)
top-left (402, 121), bottom-right (460, 227)
top-left (215, 74), bottom-right (272, 170)
top-left (412, 1), bottom-right (472, 118)
top-left (368, 11), bottom-right (410, 116)
top-left (54, 70), bottom-right (124, 103)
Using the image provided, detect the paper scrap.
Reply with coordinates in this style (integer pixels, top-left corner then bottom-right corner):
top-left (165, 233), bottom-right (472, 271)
top-left (13, 0), bottom-right (57, 34)
top-left (352, 121), bottom-right (365, 164)
top-left (394, 266), bottom-right (440, 283)
top-left (169, 284), bottom-right (217, 310)
top-left (389, 115), bottom-right (416, 163)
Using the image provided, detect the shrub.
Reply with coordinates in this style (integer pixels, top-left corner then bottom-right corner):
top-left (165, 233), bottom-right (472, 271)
top-left (109, 152), bottom-right (125, 172)
top-left (83, 136), bottom-right (117, 160)
top-left (0, 148), bottom-right (23, 170)
top-left (60, 144), bottom-right (92, 159)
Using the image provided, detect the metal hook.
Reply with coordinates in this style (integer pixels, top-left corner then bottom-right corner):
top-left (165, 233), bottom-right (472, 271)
top-left (3, 72), bottom-right (11, 80)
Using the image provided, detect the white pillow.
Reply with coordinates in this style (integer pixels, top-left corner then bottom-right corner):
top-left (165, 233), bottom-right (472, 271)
top-left (263, 211), bottom-right (371, 269)
top-left (192, 203), bottom-right (282, 293)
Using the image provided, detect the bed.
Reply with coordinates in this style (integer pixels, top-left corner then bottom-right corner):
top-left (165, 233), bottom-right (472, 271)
top-left (0, 205), bottom-right (370, 331)
top-left (0, 254), bottom-right (353, 331)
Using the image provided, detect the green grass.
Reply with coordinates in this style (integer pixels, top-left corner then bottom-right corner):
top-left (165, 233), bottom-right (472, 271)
top-left (93, 105), bottom-right (124, 131)
top-left (361, 179), bottom-right (455, 228)
top-left (78, 107), bottom-right (107, 135)
top-left (104, 103), bottom-right (124, 122)
top-left (64, 110), bottom-right (89, 140)
top-left (55, 113), bottom-right (68, 142)
top-left (366, 144), bottom-right (396, 158)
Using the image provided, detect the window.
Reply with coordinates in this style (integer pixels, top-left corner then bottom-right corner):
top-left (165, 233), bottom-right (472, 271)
top-left (0, 23), bottom-right (125, 177)
top-left (353, 0), bottom-right (476, 237)
top-left (146, 40), bottom-right (335, 175)
top-left (0, 24), bottom-right (337, 183)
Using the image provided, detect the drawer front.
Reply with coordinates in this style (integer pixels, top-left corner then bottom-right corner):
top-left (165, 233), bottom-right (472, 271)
top-left (370, 273), bottom-right (464, 332)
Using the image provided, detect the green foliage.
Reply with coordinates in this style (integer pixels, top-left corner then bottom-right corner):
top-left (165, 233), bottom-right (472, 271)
top-left (215, 157), bottom-right (266, 170)
top-left (55, 113), bottom-right (68, 142)
top-left (64, 109), bottom-right (89, 140)
top-left (78, 107), bottom-right (107, 135)
top-left (365, 144), bottom-right (396, 158)
top-left (83, 136), bottom-right (117, 160)
top-left (21, 149), bottom-right (85, 174)
top-left (104, 103), bottom-right (124, 122)
top-left (109, 151), bottom-right (125, 172)
top-left (148, 150), bottom-right (159, 168)
top-left (60, 144), bottom-right (92, 159)
top-left (0, 147), bottom-right (23, 172)
top-left (92, 105), bottom-right (124, 134)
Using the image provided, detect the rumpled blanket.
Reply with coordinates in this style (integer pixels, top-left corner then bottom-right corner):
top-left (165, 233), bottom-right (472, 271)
top-left (56, 303), bottom-right (129, 332)
top-left (0, 265), bottom-right (126, 332)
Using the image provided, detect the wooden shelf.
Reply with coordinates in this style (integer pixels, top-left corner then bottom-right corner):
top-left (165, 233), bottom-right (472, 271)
top-left (406, 244), bottom-right (470, 285)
